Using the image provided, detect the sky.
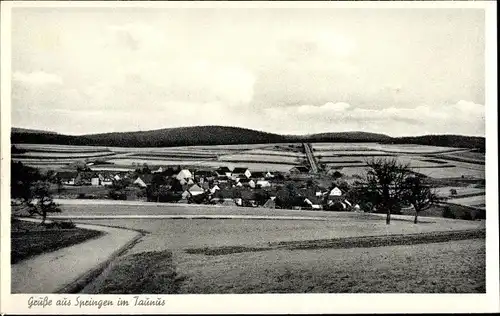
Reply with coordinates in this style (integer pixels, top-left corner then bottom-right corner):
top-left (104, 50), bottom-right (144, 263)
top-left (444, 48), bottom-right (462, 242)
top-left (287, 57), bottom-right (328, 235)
top-left (11, 7), bottom-right (486, 136)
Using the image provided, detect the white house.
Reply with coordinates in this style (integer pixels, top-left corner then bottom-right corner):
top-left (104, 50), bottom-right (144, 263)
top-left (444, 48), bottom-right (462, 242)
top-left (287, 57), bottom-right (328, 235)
top-left (181, 190), bottom-right (191, 199)
top-left (133, 177), bottom-right (147, 188)
top-left (113, 174), bottom-right (121, 181)
top-left (256, 180), bottom-right (271, 188)
top-left (152, 167), bottom-right (163, 174)
top-left (210, 185), bottom-right (220, 194)
top-left (265, 171), bottom-right (274, 178)
top-left (304, 198), bottom-right (322, 210)
top-left (329, 187), bottom-right (342, 196)
top-left (176, 169), bottom-right (193, 181)
top-left (232, 167), bottom-right (251, 179)
top-left (189, 184), bottom-right (204, 196)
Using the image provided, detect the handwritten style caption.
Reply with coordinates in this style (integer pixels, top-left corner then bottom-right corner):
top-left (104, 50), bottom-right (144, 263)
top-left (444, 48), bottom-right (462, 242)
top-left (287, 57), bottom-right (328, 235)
top-left (28, 295), bottom-right (166, 309)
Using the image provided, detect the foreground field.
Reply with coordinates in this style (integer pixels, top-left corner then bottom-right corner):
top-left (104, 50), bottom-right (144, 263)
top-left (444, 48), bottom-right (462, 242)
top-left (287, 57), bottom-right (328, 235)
top-left (173, 239), bottom-right (484, 293)
top-left (60, 204), bottom-right (485, 294)
top-left (72, 216), bottom-right (484, 251)
top-left (79, 223), bottom-right (485, 293)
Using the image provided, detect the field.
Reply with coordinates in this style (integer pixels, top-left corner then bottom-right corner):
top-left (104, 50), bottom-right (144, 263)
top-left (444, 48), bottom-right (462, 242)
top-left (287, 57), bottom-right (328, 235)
top-left (13, 143), bottom-right (304, 172)
top-left (447, 195), bottom-right (486, 209)
top-left (11, 219), bottom-right (104, 264)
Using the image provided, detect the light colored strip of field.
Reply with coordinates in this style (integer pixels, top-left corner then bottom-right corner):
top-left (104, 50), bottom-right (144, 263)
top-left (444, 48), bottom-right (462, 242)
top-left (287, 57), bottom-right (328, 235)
top-left (48, 214), bottom-right (329, 221)
top-left (447, 195), bottom-right (486, 207)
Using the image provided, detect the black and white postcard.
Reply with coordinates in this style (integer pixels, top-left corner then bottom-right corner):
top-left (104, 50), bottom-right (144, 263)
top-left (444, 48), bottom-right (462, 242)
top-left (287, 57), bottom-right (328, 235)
top-left (1, 0), bottom-right (498, 314)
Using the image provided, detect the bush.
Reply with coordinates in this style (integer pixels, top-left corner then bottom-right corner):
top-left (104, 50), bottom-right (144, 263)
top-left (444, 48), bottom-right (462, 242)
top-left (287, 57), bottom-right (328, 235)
top-left (109, 190), bottom-right (127, 200)
top-left (459, 211), bottom-right (473, 221)
top-left (56, 220), bottom-right (76, 229)
top-left (442, 206), bottom-right (456, 219)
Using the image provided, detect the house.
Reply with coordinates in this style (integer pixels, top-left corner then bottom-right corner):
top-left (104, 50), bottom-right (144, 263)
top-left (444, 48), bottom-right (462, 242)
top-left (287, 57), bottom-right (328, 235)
top-left (133, 174), bottom-right (153, 188)
top-left (91, 177), bottom-right (100, 186)
top-left (329, 187), bottom-right (343, 196)
top-left (239, 178), bottom-right (256, 188)
top-left (256, 180), bottom-right (271, 188)
top-left (232, 167), bottom-right (251, 179)
top-left (265, 171), bottom-right (274, 179)
top-left (152, 167), bottom-right (164, 174)
top-left (100, 175), bottom-right (114, 186)
top-left (304, 196), bottom-right (323, 210)
top-left (251, 172), bottom-right (266, 180)
top-left (181, 190), bottom-right (191, 200)
top-left (215, 167), bottom-right (232, 177)
top-left (176, 169), bottom-right (193, 181)
top-left (57, 171), bottom-right (77, 185)
top-left (188, 184), bottom-right (204, 196)
top-left (210, 185), bottom-right (220, 194)
top-left (263, 198), bottom-right (276, 209)
top-left (113, 174), bottom-right (121, 181)
top-left (214, 175), bottom-right (230, 184)
top-left (289, 166), bottom-right (310, 174)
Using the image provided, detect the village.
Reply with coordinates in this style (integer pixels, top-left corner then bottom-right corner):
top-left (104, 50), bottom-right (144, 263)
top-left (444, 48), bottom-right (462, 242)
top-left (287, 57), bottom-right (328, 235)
top-left (54, 163), bottom-right (356, 211)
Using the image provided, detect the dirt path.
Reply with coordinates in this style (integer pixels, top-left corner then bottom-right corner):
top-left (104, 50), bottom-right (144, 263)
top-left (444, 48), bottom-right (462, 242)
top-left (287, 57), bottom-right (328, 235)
top-left (11, 219), bottom-right (141, 293)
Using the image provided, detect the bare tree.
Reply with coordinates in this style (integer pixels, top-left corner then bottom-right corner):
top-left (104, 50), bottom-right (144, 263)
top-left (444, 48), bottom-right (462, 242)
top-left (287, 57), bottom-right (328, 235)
top-left (402, 175), bottom-right (442, 224)
top-left (28, 181), bottom-right (61, 224)
top-left (361, 158), bottom-right (412, 224)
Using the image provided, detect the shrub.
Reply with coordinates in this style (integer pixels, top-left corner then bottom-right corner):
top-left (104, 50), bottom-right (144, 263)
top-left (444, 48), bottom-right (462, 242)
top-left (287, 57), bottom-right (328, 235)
top-left (56, 220), bottom-right (76, 229)
top-left (459, 211), bottom-right (473, 221)
top-left (109, 190), bottom-right (127, 200)
top-left (442, 206), bottom-right (456, 219)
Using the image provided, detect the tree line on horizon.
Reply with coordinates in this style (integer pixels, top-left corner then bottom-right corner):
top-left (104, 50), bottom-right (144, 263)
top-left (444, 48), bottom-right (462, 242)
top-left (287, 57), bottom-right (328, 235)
top-left (11, 126), bottom-right (485, 150)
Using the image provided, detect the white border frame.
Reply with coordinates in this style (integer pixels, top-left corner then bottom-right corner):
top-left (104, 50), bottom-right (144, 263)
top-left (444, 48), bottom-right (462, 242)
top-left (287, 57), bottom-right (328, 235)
top-left (1, 1), bottom-right (498, 314)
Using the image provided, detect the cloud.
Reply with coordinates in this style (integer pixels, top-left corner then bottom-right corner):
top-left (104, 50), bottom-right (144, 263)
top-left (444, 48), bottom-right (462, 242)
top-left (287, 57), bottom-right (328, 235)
top-left (296, 102), bottom-right (351, 115)
top-left (10, 9), bottom-right (485, 136)
top-left (13, 71), bottom-right (63, 86)
top-left (262, 100), bottom-right (485, 136)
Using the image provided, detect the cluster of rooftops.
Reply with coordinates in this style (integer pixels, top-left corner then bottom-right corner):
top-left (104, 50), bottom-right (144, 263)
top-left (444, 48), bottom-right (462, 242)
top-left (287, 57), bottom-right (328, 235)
top-left (55, 164), bottom-right (355, 210)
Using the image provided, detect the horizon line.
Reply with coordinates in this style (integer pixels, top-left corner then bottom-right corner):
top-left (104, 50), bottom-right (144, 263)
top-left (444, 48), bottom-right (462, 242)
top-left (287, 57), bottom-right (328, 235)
top-left (10, 124), bottom-right (486, 139)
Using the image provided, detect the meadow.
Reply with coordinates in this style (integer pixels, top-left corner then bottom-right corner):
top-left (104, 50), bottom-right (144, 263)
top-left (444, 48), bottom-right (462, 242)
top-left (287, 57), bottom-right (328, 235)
top-left (71, 209), bottom-right (485, 294)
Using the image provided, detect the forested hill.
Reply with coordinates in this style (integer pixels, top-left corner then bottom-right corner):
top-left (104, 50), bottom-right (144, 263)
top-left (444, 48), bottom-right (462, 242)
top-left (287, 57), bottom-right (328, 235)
top-left (11, 126), bottom-right (288, 147)
top-left (11, 126), bottom-right (485, 150)
top-left (380, 135), bottom-right (486, 152)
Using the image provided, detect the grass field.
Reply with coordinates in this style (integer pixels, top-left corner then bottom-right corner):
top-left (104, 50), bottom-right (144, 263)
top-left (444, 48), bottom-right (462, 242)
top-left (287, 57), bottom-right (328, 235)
top-left (174, 239), bottom-right (484, 293)
top-left (434, 186), bottom-right (486, 197)
top-left (311, 143), bottom-right (465, 154)
top-left (76, 214), bottom-right (485, 293)
top-left (44, 202), bottom-right (485, 294)
top-left (447, 195), bottom-right (486, 208)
